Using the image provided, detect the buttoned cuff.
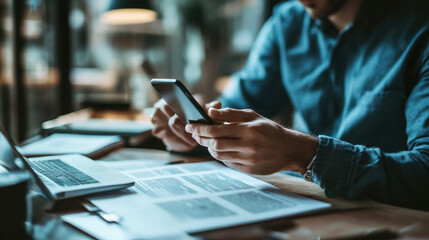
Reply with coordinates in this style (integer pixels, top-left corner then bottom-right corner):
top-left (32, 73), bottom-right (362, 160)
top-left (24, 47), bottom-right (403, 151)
top-left (311, 135), bottom-right (355, 198)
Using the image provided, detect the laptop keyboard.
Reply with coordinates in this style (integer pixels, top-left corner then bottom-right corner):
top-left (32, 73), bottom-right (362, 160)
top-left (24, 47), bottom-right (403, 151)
top-left (30, 159), bottom-right (99, 186)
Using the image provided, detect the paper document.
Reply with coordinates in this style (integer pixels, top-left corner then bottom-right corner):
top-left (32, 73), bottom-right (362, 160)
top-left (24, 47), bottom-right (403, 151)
top-left (62, 212), bottom-right (196, 240)
top-left (62, 161), bottom-right (330, 239)
top-left (100, 159), bottom-right (170, 171)
top-left (21, 134), bottom-right (122, 157)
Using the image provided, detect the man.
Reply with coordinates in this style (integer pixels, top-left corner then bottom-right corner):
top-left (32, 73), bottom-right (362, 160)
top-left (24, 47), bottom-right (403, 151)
top-left (151, 0), bottom-right (429, 210)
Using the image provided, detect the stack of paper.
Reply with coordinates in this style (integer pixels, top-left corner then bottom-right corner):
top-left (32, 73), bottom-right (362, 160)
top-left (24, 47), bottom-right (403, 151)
top-left (62, 161), bottom-right (331, 239)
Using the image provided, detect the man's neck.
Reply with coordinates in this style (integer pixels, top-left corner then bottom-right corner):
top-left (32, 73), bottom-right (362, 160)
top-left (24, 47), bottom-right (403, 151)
top-left (328, 0), bottom-right (363, 32)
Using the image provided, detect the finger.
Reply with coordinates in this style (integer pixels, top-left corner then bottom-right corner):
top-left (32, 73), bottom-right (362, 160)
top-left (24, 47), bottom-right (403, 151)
top-left (207, 148), bottom-right (248, 164)
top-left (162, 128), bottom-right (196, 151)
top-left (151, 106), bottom-right (172, 129)
top-left (151, 125), bottom-right (167, 138)
top-left (153, 99), bottom-right (166, 109)
top-left (154, 99), bottom-right (175, 118)
top-left (153, 126), bottom-right (196, 151)
top-left (160, 104), bottom-right (175, 118)
top-left (205, 100), bottom-right (222, 110)
top-left (193, 135), bottom-right (247, 152)
top-left (193, 94), bottom-right (206, 105)
top-left (209, 108), bottom-right (260, 123)
top-left (169, 115), bottom-right (197, 146)
top-left (222, 161), bottom-right (250, 173)
top-left (151, 111), bottom-right (173, 138)
top-left (152, 111), bottom-right (195, 149)
top-left (151, 119), bottom-right (175, 139)
top-left (186, 123), bottom-right (243, 138)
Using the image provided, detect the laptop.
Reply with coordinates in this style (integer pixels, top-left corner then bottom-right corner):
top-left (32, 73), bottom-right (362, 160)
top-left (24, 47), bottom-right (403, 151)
top-left (0, 127), bottom-right (134, 200)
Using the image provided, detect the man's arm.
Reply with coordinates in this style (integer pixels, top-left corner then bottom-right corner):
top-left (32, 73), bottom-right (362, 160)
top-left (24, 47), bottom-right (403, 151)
top-left (220, 14), bottom-right (290, 118)
top-left (187, 98), bottom-right (429, 210)
top-left (186, 44), bottom-right (429, 210)
top-left (312, 45), bottom-right (429, 210)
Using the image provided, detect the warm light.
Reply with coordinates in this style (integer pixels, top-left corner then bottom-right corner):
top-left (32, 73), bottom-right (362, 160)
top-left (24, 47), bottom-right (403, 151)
top-left (101, 9), bottom-right (157, 25)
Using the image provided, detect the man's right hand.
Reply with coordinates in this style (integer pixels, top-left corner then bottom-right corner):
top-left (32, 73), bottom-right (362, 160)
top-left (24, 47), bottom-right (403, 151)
top-left (151, 96), bottom-right (221, 152)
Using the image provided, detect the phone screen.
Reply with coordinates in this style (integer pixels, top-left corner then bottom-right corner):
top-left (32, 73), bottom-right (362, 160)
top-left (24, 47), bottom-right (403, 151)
top-left (151, 79), bottom-right (214, 125)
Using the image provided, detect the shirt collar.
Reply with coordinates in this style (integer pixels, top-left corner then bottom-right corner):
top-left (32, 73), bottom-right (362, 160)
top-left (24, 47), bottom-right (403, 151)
top-left (312, 0), bottom-right (395, 35)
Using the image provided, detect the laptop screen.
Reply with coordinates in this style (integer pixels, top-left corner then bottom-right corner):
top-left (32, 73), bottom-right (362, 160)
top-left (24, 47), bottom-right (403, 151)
top-left (0, 127), bottom-right (52, 198)
top-left (0, 129), bottom-right (26, 172)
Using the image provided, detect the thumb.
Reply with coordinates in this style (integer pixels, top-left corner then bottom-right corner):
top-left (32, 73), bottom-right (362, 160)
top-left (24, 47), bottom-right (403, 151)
top-left (209, 108), bottom-right (259, 123)
top-left (205, 100), bottom-right (222, 111)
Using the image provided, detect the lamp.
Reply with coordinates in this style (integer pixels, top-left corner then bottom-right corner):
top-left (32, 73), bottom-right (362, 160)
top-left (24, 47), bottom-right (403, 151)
top-left (101, 0), bottom-right (157, 25)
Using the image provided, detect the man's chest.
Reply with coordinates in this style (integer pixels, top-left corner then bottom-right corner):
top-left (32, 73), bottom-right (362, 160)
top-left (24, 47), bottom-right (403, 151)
top-left (276, 27), bottom-right (413, 149)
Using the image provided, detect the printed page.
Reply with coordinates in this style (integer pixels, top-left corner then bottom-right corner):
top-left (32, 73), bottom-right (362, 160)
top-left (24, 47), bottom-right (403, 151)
top-left (100, 159), bottom-right (170, 171)
top-left (64, 161), bottom-right (330, 238)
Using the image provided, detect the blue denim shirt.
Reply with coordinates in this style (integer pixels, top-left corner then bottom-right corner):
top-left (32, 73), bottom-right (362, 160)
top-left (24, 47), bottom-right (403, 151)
top-left (220, 0), bottom-right (429, 210)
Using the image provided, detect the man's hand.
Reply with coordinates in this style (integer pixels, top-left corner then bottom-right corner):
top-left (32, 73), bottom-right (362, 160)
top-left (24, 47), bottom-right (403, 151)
top-left (151, 96), bottom-right (221, 152)
top-left (185, 108), bottom-right (318, 175)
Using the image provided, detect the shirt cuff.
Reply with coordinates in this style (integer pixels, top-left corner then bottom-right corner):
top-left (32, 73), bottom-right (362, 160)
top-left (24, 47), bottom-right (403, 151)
top-left (311, 135), bottom-right (356, 198)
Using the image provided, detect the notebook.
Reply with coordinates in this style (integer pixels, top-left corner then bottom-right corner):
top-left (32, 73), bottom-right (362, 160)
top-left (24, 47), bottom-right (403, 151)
top-left (21, 134), bottom-right (124, 159)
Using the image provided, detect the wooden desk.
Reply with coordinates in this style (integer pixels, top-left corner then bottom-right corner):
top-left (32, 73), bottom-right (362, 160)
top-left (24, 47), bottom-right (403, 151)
top-left (32, 148), bottom-right (429, 240)
top-left (41, 108), bottom-right (152, 130)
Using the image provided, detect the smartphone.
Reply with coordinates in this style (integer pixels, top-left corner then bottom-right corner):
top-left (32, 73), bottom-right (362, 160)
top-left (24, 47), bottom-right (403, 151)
top-left (151, 79), bottom-right (215, 125)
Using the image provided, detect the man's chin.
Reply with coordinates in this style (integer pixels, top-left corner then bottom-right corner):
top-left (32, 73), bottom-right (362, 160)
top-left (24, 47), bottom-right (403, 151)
top-left (305, 8), bottom-right (326, 19)
top-left (302, 0), bottom-right (350, 19)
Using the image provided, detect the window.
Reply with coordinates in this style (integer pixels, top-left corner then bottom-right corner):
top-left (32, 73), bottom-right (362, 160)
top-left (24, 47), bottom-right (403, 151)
top-left (0, 0), bottom-right (272, 142)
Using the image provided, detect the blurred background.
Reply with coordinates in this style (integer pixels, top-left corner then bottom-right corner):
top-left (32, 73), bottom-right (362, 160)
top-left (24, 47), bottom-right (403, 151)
top-left (0, 0), bottom-right (282, 142)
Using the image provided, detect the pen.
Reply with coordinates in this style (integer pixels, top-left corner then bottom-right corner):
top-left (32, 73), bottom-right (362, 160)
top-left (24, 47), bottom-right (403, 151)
top-left (79, 199), bottom-right (121, 224)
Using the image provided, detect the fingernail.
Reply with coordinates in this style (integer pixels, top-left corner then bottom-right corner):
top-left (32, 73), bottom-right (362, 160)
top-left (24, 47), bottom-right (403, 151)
top-left (185, 125), bottom-right (191, 133)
